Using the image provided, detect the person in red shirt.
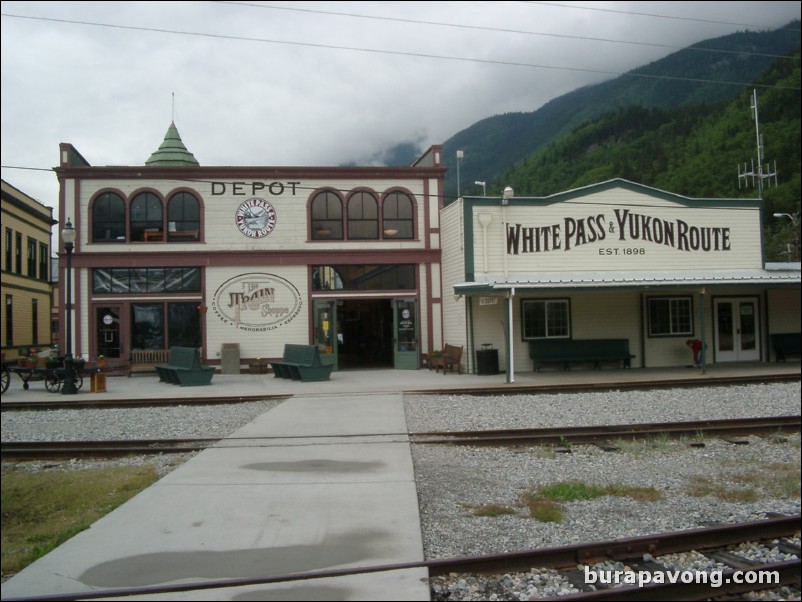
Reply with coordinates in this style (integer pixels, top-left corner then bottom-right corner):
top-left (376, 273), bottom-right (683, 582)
top-left (686, 339), bottom-right (703, 367)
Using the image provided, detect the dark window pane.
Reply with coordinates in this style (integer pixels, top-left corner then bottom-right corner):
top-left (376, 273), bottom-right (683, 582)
top-left (92, 192), bottom-right (126, 242)
top-left (167, 192), bottom-right (200, 241)
top-left (311, 265), bottom-right (414, 291)
top-left (311, 191), bottom-right (343, 240)
top-left (131, 303), bottom-right (164, 349)
top-left (131, 192), bottom-right (163, 242)
top-left (168, 303), bottom-right (201, 347)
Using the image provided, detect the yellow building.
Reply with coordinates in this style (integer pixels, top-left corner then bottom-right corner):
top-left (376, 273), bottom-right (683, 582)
top-left (1, 179), bottom-right (56, 361)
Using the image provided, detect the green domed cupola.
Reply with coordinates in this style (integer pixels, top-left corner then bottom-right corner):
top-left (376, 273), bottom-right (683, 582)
top-left (145, 122), bottom-right (199, 166)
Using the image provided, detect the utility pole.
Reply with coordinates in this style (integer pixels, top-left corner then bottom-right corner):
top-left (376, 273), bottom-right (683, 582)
top-left (737, 89), bottom-right (778, 198)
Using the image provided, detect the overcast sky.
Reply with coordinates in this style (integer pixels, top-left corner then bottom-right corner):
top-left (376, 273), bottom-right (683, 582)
top-left (2, 1), bottom-right (800, 212)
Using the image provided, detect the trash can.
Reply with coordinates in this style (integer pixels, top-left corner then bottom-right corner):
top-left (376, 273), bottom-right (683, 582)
top-left (221, 343), bottom-right (240, 374)
top-left (475, 344), bottom-right (499, 375)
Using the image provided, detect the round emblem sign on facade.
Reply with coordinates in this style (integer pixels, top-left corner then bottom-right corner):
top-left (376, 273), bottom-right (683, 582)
top-left (235, 198), bottom-right (277, 238)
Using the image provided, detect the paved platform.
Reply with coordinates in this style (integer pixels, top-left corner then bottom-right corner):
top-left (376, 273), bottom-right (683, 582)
top-left (1, 362), bottom-right (799, 601)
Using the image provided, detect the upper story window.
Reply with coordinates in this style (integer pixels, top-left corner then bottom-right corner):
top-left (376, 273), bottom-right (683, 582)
top-left (27, 238), bottom-right (37, 277)
top-left (382, 191), bottom-right (414, 239)
top-left (92, 192), bottom-right (126, 242)
top-left (167, 192), bottom-right (200, 241)
top-left (130, 192), bottom-right (164, 242)
top-left (347, 192), bottom-right (378, 240)
top-left (5, 229), bottom-right (11, 271)
top-left (311, 191), bottom-right (343, 240)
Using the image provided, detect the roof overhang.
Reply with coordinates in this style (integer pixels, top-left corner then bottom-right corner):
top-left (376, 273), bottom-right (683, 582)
top-left (455, 267), bottom-right (801, 295)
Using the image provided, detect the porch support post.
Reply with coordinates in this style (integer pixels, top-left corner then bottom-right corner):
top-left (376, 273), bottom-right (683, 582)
top-left (699, 289), bottom-right (707, 374)
top-left (506, 288), bottom-right (515, 383)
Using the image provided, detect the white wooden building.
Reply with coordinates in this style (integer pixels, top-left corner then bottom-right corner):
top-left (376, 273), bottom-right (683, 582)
top-left (55, 125), bottom-right (446, 372)
top-left (441, 180), bottom-right (800, 379)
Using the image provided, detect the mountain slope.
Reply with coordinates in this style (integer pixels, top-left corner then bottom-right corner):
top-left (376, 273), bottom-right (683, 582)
top-left (443, 21), bottom-right (801, 202)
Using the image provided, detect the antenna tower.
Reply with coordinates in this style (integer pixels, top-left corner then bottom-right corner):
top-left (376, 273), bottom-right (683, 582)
top-left (737, 89), bottom-right (778, 198)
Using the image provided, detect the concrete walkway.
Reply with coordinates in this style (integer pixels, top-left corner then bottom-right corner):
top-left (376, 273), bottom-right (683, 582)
top-left (1, 391), bottom-right (428, 600)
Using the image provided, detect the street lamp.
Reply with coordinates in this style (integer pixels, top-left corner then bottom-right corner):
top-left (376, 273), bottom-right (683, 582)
top-left (475, 181), bottom-right (486, 196)
top-left (61, 220), bottom-right (77, 395)
top-left (773, 212), bottom-right (800, 261)
top-left (456, 150), bottom-right (464, 199)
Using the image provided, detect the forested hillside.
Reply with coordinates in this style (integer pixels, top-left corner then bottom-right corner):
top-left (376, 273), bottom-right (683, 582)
top-left (498, 51), bottom-right (801, 261)
top-left (443, 21), bottom-right (801, 208)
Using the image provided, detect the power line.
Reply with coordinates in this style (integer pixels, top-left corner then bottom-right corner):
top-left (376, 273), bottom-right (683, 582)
top-left (523, 1), bottom-right (801, 32)
top-left (215, 1), bottom-right (800, 61)
top-left (2, 13), bottom-right (799, 92)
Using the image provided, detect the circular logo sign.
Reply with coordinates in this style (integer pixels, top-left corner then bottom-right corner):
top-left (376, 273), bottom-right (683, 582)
top-left (235, 198), bottom-right (277, 238)
top-left (212, 273), bottom-right (302, 331)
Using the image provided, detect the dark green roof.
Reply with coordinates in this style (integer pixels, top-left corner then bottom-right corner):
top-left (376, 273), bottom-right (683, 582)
top-left (145, 122), bottom-right (199, 166)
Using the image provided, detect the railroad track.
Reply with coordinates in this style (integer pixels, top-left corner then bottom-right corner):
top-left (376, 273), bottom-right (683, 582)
top-left (411, 415), bottom-right (801, 447)
top-left (3, 415), bottom-right (799, 460)
top-left (0, 395), bottom-right (288, 411)
top-left (428, 514), bottom-right (801, 600)
top-left (0, 438), bottom-right (219, 460)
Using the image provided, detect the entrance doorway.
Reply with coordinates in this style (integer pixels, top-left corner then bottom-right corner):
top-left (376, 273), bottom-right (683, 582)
top-left (94, 305), bottom-right (122, 365)
top-left (714, 297), bottom-right (760, 362)
top-left (321, 299), bottom-right (393, 370)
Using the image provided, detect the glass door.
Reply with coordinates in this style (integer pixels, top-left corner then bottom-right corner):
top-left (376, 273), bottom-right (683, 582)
top-left (95, 305), bottom-right (122, 364)
top-left (714, 298), bottom-right (760, 362)
top-left (393, 298), bottom-right (418, 369)
top-left (314, 300), bottom-right (338, 369)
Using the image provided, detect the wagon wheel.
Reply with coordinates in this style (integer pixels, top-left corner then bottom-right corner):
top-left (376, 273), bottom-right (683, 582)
top-left (74, 374), bottom-right (84, 391)
top-left (0, 366), bottom-right (8, 394)
top-left (45, 373), bottom-right (62, 393)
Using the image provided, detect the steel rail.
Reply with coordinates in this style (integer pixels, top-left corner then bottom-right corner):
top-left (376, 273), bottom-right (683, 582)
top-left (0, 439), bottom-right (219, 460)
top-left (2, 515), bottom-right (798, 602)
top-left (411, 415), bottom-right (801, 446)
top-left (3, 415), bottom-right (799, 459)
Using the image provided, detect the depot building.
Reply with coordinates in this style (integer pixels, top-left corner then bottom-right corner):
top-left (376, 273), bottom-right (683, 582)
top-left (441, 179), bottom-right (801, 379)
top-left (56, 124), bottom-right (446, 372)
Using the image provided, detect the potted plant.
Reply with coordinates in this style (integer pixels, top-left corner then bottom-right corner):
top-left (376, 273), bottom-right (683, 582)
top-left (95, 355), bottom-right (107, 368)
top-left (72, 357), bottom-right (86, 372)
top-left (45, 355), bottom-right (61, 370)
top-left (17, 347), bottom-right (30, 366)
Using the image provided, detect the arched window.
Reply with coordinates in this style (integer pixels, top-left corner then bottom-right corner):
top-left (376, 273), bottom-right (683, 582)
top-left (382, 191), bottom-right (414, 239)
top-left (167, 192), bottom-right (200, 241)
top-left (311, 191), bottom-right (343, 240)
top-left (130, 192), bottom-right (164, 242)
top-left (92, 192), bottom-right (126, 242)
top-left (347, 191), bottom-right (378, 240)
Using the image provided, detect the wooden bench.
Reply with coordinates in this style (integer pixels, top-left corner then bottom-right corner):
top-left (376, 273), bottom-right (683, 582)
top-left (529, 339), bottom-right (634, 371)
top-left (270, 344), bottom-right (333, 382)
top-left (770, 333), bottom-right (801, 362)
top-left (429, 344), bottom-right (463, 375)
top-left (155, 347), bottom-right (214, 386)
top-left (128, 349), bottom-right (170, 376)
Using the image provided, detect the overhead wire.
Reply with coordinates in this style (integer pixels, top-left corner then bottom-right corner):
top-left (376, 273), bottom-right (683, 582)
top-left (215, 1), bottom-right (800, 61)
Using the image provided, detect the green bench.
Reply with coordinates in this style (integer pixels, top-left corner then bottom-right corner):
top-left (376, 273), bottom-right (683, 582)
top-left (770, 333), bottom-right (800, 362)
top-left (155, 347), bottom-right (215, 386)
top-left (270, 344), bottom-right (333, 382)
top-left (529, 339), bottom-right (634, 371)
